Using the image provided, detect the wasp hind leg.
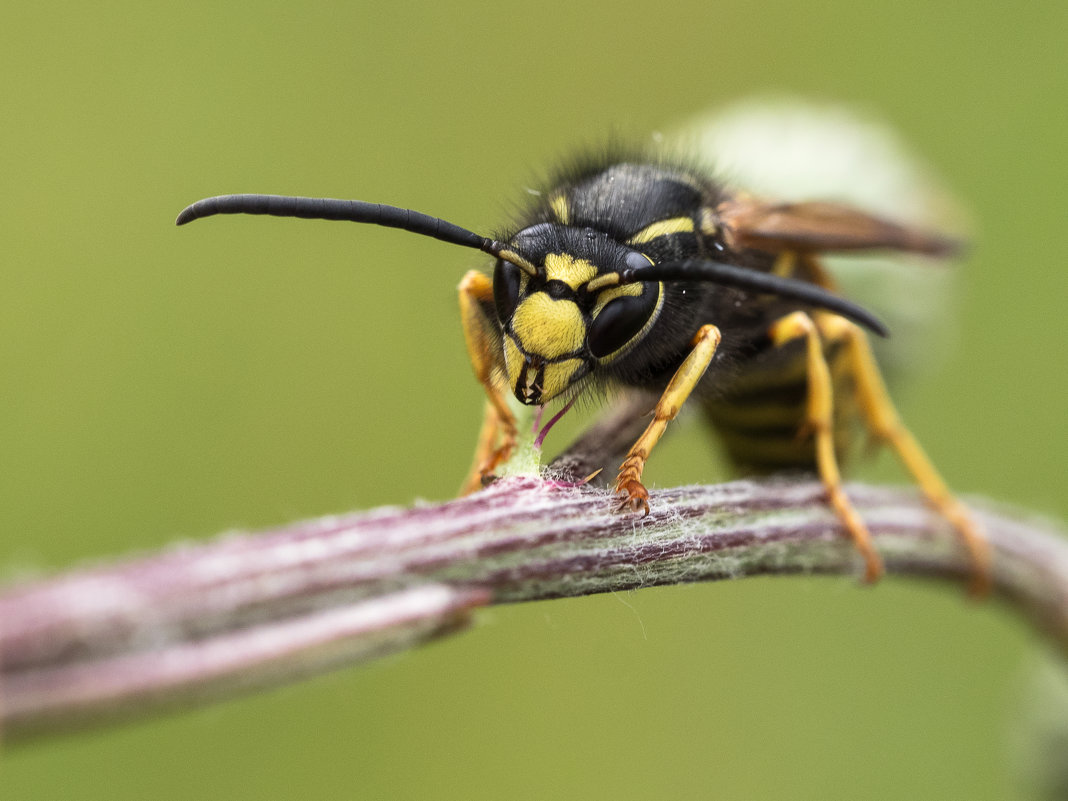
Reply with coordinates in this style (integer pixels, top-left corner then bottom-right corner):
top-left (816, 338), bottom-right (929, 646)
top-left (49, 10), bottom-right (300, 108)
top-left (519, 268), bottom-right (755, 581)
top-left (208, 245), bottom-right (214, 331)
top-left (769, 311), bottom-right (884, 583)
top-left (615, 324), bottom-right (722, 514)
top-left (820, 315), bottom-right (993, 595)
top-left (458, 271), bottom-right (516, 496)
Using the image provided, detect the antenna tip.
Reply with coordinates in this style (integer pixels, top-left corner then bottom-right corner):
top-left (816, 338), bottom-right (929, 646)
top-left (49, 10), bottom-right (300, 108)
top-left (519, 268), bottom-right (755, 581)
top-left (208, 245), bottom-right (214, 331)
top-left (175, 205), bottom-right (197, 226)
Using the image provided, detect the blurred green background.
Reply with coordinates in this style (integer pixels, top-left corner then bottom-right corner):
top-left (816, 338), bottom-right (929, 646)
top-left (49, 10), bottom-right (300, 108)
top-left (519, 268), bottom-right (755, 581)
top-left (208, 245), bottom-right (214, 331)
top-left (2, 2), bottom-right (1065, 798)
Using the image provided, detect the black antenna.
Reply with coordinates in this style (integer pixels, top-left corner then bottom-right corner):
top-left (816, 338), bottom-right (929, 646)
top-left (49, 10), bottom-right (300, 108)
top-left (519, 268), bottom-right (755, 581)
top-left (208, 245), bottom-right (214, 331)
top-left (621, 259), bottom-right (889, 337)
top-left (175, 194), bottom-right (538, 274)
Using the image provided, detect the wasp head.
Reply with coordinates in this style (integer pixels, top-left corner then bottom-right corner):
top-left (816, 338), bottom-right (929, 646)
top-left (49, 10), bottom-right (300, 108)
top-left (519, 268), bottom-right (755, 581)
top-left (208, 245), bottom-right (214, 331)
top-left (492, 224), bottom-right (663, 405)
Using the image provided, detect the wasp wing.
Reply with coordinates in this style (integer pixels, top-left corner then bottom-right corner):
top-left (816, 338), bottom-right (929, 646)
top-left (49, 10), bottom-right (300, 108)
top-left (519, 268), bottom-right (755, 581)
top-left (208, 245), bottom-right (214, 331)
top-left (714, 197), bottom-right (961, 257)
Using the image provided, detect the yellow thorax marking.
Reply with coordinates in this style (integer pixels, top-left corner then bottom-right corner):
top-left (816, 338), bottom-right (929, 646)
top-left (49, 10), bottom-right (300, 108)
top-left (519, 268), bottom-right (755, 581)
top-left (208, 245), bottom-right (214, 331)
top-left (699, 206), bottom-right (718, 237)
top-left (511, 293), bottom-right (584, 358)
top-left (627, 216), bottom-right (695, 245)
top-left (549, 191), bottom-right (569, 224)
top-left (544, 253), bottom-right (598, 289)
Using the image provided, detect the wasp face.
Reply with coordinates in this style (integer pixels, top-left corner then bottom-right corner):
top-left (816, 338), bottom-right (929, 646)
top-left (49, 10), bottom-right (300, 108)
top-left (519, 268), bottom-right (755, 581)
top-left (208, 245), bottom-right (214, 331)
top-left (492, 225), bottom-right (663, 405)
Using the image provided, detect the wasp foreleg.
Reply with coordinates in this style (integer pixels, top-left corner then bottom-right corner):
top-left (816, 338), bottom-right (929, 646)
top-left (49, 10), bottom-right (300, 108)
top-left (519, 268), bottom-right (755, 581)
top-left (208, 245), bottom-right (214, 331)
top-left (615, 324), bottom-right (722, 514)
top-left (458, 270), bottom-right (516, 495)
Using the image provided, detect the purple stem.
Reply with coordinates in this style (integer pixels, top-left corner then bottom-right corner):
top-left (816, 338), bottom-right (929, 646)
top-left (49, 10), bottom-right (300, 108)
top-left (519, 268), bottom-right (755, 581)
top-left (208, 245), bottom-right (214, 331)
top-left (0, 474), bottom-right (1065, 743)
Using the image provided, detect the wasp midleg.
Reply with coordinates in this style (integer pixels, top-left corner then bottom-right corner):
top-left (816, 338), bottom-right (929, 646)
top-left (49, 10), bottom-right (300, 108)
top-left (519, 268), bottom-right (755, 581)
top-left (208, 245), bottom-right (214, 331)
top-left (706, 293), bottom-right (990, 592)
top-left (766, 309), bottom-right (884, 583)
top-left (817, 313), bottom-right (993, 594)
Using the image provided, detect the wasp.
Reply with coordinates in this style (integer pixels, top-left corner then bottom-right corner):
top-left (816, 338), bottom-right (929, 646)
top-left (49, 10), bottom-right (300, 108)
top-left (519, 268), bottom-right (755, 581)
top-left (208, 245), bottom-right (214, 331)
top-left (176, 155), bottom-right (990, 592)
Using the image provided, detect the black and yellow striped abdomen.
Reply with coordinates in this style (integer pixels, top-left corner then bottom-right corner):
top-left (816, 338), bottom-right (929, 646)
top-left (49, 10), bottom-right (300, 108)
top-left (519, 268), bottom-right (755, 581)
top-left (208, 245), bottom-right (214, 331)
top-left (703, 334), bottom-right (858, 473)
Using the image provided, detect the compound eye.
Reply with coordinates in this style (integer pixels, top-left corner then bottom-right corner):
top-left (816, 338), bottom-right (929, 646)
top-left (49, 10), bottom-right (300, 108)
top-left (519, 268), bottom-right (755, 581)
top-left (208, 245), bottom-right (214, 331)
top-left (493, 259), bottom-right (522, 322)
top-left (587, 290), bottom-right (657, 359)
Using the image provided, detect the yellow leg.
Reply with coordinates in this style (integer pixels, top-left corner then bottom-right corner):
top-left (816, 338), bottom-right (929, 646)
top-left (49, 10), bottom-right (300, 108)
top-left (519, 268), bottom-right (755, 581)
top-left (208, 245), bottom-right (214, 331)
top-left (458, 271), bottom-right (516, 495)
top-left (770, 312), bottom-right (884, 583)
top-left (771, 252), bottom-right (838, 291)
top-left (771, 252), bottom-right (796, 277)
top-left (820, 315), bottom-right (992, 595)
top-left (799, 253), bottom-right (839, 291)
top-left (615, 324), bottom-right (722, 514)
top-left (460, 400), bottom-right (503, 495)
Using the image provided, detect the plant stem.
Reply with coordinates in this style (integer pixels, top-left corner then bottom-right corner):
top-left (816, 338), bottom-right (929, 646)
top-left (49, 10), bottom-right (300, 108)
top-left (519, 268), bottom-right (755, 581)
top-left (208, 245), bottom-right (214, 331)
top-left (1, 473), bottom-right (1065, 744)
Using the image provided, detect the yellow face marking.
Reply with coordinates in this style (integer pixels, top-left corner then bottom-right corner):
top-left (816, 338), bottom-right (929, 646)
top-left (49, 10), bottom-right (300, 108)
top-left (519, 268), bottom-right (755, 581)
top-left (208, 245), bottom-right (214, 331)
top-left (503, 338), bottom-right (584, 403)
top-left (586, 252), bottom-right (652, 293)
top-left (541, 359), bottom-right (584, 400)
top-left (591, 281), bottom-right (643, 317)
top-left (496, 248), bottom-right (538, 277)
top-left (549, 191), bottom-right (570, 224)
top-left (585, 272), bottom-right (620, 292)
top-left (510, 293), bottom-right (584, 359)
top-left (627, 216), bottom-right (695, 245)
top-left (503, 335), bottom-right (524, 386)
top-left (543, 253), bottom-right (598, 290)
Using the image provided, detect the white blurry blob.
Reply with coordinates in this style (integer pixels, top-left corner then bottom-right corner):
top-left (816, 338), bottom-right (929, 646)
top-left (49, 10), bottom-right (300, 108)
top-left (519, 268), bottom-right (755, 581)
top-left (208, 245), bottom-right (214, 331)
top-left (665, 98), bottom-right (969, 379)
